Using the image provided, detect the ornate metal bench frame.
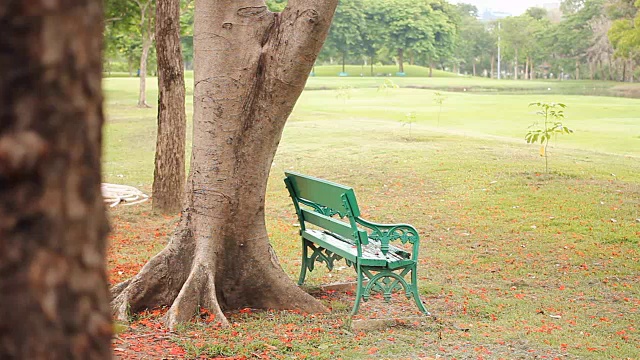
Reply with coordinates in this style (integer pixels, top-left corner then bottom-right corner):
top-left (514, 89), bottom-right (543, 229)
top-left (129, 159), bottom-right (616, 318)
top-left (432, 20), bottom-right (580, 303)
top-left (284, 171), bottom-right (430, 316)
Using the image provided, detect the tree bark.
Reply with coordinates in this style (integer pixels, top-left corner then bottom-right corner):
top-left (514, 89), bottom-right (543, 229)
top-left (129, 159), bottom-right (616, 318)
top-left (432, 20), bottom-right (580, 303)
top-left (370, 55), bottom-right (374, 76)
top-left (608, 56), bottom-right (614, 80)
top-left (153, 0), bottom-right (187, 214)
top-left (514, 48), bottom-right (518, 80)
top-left (575, 60), bottom-right (580, 80)
top-left (397, 48), bottom-right (404, 73)
top-left (137, 0), bottom-right (155, 108)
top-left (342, 52), bottom-right (346, 73)
top-left (112, 0), bottom-right (338, 329)
top-left (0, 0), bottom-right (111, 358)
top-left (138, 38), bottom-right (152, 107)
top-left (490, 55), bottom-right (495, 78)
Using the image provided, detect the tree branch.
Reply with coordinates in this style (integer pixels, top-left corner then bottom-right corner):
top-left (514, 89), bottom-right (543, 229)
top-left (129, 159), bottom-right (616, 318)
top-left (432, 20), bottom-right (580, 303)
top-left (264, 0), bottom-right (338, 92)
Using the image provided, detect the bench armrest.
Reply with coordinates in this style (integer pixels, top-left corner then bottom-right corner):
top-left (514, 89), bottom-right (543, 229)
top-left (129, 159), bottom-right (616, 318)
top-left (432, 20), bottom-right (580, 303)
top-left (354, 217), bottom-right (420, 258)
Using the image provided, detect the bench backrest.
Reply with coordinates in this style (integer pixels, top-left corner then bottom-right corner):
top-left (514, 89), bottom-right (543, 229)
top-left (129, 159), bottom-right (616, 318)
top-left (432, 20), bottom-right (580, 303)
top-left (284, 171), bottom-right (368, 247)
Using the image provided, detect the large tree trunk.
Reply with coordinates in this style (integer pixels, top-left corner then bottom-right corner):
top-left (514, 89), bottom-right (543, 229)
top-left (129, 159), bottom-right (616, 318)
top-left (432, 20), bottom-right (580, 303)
top-left (514, 48), bottom-right (518, 80)
top-left (530, 58), bottom-right (535, 80)
top-left (490, 55), bottom-right (495, 78)
top-left (342, 52), bottom-right (346, 73)
top-left (137, 0), bottom-right (155, 108)
top-left (598, 60), bottom-right (604, 80)
top-left (608, 56), bottom-right (613, 80)
top-left (370, 55), bottom-right (374, 76)
top-left (0, 0), bottom-right (111, 358)
top-left (112, 0), bottom-right (338, 329)
top-left (137, 36), bottom-right (153, 108)
top-left (152, 0), bottom-right (187, 214)
top-left (397, 48), bottom-right (404, 73)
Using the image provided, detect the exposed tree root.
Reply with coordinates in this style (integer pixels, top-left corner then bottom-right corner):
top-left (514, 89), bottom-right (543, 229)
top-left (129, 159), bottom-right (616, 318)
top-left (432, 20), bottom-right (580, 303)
top-left (110, 0), bottom-right (338, 327)
top-left (111, 222), bottom-right (326, 328)
top-left (111, 225), bottom-right (194, 322)
top-left (165, 261), bottom-right (228, 329)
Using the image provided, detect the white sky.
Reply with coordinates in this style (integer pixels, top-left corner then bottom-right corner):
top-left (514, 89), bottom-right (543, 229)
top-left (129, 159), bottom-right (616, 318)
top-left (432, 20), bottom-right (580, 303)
top-left (450, 0), bottom-right (558, 15)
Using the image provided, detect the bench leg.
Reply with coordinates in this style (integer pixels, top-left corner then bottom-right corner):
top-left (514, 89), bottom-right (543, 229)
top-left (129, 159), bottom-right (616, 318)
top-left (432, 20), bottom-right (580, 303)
top-left (351, 265), bottom-right (366, 315)
top-left (410, 265), bottom-right (430, 316)
top-left (297, 238), bottom-right (309, 286)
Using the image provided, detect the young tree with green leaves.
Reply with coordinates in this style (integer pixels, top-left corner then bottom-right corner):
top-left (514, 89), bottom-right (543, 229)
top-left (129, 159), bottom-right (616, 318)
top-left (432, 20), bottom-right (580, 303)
top-left (608, 0), bottom-right (640, 82)
top-left (105, 0), bottom-right (156, 107)
top-left (325, 0), bottom-right (366, 75)
top-left (501, 15), bottom-right (533, 80)
top-left (526, 102), bottom-right (574, 173)
top-left (368, 0), bottom-right (456, 75)
top-left (455, 4), bottom-right (492, 76)
top-left (361, 8), bottom-right (382, 76)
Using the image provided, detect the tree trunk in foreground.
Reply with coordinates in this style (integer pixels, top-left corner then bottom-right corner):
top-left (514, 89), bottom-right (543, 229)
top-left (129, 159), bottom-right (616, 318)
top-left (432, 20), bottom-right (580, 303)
top-left (112, 0), bottom-right (338, 329)
top-left (152, 0), bottom-right (187, 214)
top-left (0, 0), bottom-right (111, 358)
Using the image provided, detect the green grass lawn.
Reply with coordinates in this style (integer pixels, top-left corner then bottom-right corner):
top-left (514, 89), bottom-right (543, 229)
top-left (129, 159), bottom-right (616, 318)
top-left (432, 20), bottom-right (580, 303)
top-left (310, 64), bottom-right (459, 78)
top-left (104, 76), bottom-right (639, 359)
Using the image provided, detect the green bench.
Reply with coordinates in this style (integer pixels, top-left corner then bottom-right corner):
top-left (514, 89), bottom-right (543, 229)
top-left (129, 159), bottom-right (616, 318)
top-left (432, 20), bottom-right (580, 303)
top-left (284, 171), bottom-right (430, 316)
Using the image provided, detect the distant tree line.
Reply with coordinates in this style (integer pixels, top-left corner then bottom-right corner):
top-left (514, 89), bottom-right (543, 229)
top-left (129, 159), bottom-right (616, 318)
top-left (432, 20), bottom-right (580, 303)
top-left (104, 0), bottom-right (640, 82)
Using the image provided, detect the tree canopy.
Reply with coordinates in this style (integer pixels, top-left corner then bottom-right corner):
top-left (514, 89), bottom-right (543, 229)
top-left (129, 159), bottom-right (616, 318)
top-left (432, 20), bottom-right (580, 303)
top-left (103, 0), bottom-right (640, 82)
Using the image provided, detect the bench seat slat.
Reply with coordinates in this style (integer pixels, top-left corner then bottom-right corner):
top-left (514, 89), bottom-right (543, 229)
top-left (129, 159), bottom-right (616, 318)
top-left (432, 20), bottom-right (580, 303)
top-left (302, 230), bottom-right (359, 263)
top-left (303, 230), bottom-right (414, 268)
